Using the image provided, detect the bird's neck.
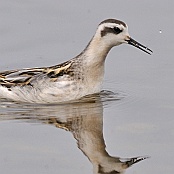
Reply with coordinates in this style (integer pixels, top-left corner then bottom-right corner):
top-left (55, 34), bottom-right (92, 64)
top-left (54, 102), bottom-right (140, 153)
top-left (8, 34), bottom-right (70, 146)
top-left (81, 35), bottom-right (112, 66)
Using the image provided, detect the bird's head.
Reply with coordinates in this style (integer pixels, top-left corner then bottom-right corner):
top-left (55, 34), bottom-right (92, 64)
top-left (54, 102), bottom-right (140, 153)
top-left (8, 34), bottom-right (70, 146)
top-left (95, 19), bottom-right (152, 54)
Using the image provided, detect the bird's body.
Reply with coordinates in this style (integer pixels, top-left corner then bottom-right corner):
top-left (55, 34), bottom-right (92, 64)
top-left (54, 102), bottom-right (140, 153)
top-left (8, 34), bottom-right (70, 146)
top-left (0, 19), bottom-right (152, 103)
top-left (0, 56), bottom-right (103, 103)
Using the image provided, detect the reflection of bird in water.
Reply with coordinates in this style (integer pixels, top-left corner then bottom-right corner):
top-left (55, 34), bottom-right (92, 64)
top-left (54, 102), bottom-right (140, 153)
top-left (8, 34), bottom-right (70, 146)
top-left (46, 104), bottom-right (148, 174)
top-left (48, 113), bottom-right (148, 174)
top-left (0, 92), bottom-right (148, 173)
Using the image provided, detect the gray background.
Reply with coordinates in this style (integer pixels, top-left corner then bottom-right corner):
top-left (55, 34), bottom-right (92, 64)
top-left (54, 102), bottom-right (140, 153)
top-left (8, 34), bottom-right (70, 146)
top-left (0, 0), bottom-right (174, 174)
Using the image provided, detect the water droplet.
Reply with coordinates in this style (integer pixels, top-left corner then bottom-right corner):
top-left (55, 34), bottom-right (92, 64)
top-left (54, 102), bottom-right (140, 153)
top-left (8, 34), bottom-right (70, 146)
top-left (159, 30), bottom-right (162, 34)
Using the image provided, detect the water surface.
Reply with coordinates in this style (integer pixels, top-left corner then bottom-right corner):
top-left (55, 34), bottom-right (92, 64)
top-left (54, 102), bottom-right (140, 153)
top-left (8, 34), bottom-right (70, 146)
top-left (0, 1), bottom-right (174, 174)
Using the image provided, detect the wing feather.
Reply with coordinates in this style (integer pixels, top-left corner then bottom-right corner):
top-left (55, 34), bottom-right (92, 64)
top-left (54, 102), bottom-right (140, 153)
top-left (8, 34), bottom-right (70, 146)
top-left (0, 60), bottom-right (74, 88)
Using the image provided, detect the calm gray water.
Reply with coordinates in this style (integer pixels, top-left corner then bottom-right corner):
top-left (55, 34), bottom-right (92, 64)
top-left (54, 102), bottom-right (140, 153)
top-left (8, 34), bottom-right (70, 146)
top-left (0, 1), bottom-right (174, 174)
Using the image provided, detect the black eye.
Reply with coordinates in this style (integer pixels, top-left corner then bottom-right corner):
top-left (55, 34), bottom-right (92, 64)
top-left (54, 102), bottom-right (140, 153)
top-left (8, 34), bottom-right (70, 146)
top-left (113, 27), bottom-right (122, 34)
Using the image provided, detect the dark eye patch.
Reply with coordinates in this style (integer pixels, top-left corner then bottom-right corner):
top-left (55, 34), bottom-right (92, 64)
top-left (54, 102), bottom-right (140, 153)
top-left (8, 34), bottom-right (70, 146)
top-left (101, 27), bottom-right (123, 37)
top-left (113, 27), bottom-right (122, 34)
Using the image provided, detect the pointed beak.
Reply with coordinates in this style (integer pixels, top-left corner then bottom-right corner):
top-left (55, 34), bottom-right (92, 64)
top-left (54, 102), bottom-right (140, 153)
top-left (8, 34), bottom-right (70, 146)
top-left (126, 37), bottom-right (153, 55)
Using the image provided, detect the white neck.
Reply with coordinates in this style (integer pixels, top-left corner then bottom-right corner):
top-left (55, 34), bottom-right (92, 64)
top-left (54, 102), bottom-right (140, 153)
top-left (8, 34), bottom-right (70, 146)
top-left (82, 33), bottom-right (112, 66)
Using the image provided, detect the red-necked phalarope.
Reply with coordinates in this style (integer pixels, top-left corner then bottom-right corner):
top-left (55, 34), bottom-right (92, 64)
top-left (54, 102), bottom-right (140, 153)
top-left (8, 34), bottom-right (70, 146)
top-left (0, 19), bottom-right (152, 103)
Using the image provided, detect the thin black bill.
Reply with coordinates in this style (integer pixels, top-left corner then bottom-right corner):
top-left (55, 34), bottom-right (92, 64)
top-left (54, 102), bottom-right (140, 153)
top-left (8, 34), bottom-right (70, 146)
top-left (127, 37), bottom-right (153, 55)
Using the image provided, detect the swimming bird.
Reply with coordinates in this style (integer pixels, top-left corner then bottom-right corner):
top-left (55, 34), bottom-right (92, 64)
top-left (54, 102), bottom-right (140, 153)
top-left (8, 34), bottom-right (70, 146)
top-left (0, 19), bottom-right (152, 103)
